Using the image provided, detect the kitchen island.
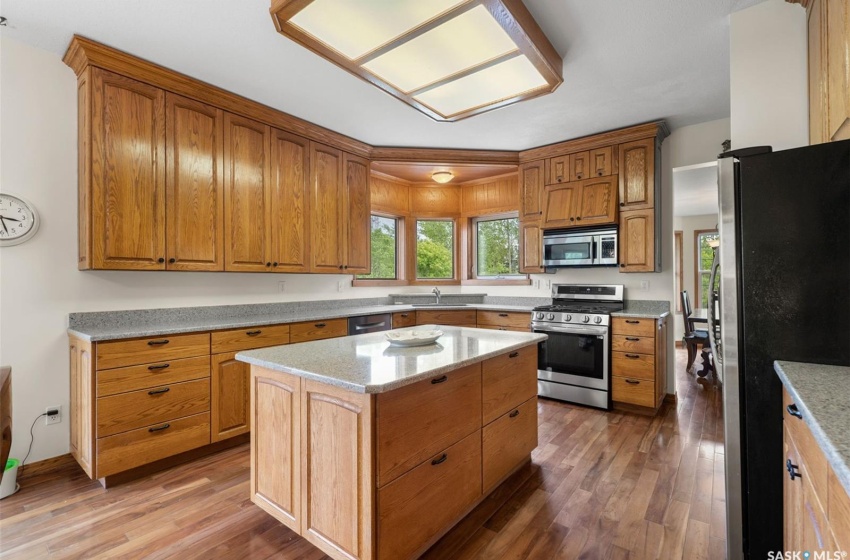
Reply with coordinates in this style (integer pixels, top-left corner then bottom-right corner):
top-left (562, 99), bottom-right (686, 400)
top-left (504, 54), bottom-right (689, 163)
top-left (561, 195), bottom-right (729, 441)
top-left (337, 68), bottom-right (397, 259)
top-left (236, 326), bottom-right (546, 560)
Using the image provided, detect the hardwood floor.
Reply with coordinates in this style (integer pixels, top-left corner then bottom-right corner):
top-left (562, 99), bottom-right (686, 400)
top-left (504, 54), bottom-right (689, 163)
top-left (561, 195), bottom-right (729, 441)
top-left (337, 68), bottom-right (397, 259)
top-left (0, 349), bottom-right (724, 559)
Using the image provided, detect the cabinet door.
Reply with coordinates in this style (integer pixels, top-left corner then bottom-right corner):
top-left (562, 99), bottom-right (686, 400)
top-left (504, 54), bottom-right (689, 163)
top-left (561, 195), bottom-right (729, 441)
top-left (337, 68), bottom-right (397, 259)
top-left (619, 209), bottom-right (655, 272)
top-left (91, 68), bottom-right (166, 270)
top-left (618, 138), bottom-right (655, 210)
top-left (211, 352), bottom-right (250, 442)
top-left (269, 129), bottom-right (310, 272)
top-left (310, 143), bottom-right (344, 273)
top-left (827, 0), bottom-right (850, 141)
top-left (574, 177), bottom-right (617, 226)
top-left (589, 146), bottom-right (615, 177)
top-left (165, 94), bottom-right (224, 271)
top-left (541, 183), bottom-right (580, 228)
top-left (520, 220), bottom-right (543, 273)
top-left (569, 151), bottom-right (590, 181)
top-left (224, 113), bottom-right (271, 272)
top-left (809, 0), bottom-right (828, 145)
top-left (545, 155), bottom-right (569, 185)
top-left (251, 367), bottom-right (301, 532)
top-left (344, 153), bottom-right (371, 274)
top-left (519, 161), bottom-right (543, 219)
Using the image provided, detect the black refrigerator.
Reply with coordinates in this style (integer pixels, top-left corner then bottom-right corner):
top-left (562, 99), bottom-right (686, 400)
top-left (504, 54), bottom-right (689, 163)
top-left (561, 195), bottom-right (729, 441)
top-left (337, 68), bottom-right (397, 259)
top-left (715, 141), bottom-right (850, 559)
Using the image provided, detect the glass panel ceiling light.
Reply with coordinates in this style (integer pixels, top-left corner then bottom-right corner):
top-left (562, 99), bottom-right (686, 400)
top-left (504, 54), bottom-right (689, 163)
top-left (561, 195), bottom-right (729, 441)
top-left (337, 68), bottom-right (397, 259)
top-left (272, 0), bottom-right (563, 121)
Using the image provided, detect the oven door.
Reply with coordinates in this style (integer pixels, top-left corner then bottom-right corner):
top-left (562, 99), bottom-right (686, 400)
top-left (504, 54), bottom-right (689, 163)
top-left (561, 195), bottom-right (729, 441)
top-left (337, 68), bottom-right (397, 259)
top-left (534, 324), bottom-right (609, 391)
top-left (543, 234), bottom-right (594, 266)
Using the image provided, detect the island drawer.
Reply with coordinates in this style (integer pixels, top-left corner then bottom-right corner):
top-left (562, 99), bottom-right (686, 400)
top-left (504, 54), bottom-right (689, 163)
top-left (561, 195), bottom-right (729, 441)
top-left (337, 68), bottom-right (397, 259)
top-left (612, 351), bottom-right (655, 381)
top-left (611, 318), bottom-right (656, 338)
top-left (611, 335), bottom-right (655, 355)
top-left (783, 388), bottom-right (828, 502)
top-left (97, 355), bottom-right (210, 397)
top-left (476, 311), bottom-right (530, 330)
top-left (96, 412), bottom-right (211, 478)
top-left (612, 377), bottom-right (655, 408)
top-left (482, 345), bottom-right (538, 425)
top-left (211, 324), bottom-right (290, 354)
top-left (392, 312), bottom-right (416, 328)
top-left (289, 318), bottom-right (348, 343)
top-left (96, 333), bottom-right (211, 370)
top-left (97, 378), bottom-right (211, 437)
top-left (415, 309), bottom-right (477, 327)
top-left (377, 430), bottom-right (482, 560)
top-left (376, 363), bottom-right (481, 487)
top-left (483, 396), bottom-right (537, 492)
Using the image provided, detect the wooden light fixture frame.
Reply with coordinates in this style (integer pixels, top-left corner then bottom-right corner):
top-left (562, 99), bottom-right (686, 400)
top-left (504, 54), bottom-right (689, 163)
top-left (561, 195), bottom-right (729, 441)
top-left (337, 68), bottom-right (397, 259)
top-left (270, 0), bottom-right (563, 122)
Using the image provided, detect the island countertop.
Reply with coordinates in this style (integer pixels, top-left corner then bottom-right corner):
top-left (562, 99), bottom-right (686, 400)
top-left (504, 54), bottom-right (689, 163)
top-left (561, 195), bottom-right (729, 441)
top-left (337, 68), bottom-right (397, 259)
top-left (236, 325), bottom-right (547, 394)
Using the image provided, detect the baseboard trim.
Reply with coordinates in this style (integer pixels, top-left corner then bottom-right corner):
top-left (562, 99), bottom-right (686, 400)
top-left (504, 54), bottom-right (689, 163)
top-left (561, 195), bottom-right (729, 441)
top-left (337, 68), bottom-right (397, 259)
top-left (18, 453), bottom-right (77, 482)
top-left (674, 341), bottom-right (684, 348)
top-left (664, 393), bottom-right (678, 405)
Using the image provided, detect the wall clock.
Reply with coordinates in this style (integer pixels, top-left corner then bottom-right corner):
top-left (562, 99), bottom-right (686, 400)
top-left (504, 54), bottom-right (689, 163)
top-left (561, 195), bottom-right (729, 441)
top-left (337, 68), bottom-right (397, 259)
top-left (0, 194), bottom-right (40, 246)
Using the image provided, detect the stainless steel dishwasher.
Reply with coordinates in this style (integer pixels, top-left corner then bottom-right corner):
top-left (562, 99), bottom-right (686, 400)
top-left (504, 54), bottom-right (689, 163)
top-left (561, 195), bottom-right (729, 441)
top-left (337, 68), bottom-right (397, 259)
top-left (347, 313), bottom-right (392, 335)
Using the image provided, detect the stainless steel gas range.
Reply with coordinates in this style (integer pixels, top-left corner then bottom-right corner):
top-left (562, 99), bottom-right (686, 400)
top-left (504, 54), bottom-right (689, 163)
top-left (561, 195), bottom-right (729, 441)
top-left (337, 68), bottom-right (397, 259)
top-left (532, 284), bottom-right (624, 410)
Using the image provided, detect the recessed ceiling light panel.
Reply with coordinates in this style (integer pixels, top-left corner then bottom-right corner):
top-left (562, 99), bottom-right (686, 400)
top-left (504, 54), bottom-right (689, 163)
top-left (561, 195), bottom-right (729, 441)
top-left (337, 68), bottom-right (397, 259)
top-left (271, 0), bottom-right (563, 121)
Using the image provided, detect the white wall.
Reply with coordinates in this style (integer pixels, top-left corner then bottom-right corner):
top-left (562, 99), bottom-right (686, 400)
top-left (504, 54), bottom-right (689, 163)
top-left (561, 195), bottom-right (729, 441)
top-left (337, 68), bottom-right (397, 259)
top-left (672, 214), bottom-right (719, 342)
top-left (730, 0), bottom-right (808, 151)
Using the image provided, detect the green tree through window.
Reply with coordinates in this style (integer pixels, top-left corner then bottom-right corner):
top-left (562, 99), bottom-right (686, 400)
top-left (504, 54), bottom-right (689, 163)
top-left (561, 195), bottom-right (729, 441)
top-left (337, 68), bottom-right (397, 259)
top-left (416, 220), bottom-right (454, 279)
top-left (697, 231), bottom-right (719, 308)
top-left (476, 216), bottom-right (521, 277)
top-left (357, 215), bottom-right (397, 280)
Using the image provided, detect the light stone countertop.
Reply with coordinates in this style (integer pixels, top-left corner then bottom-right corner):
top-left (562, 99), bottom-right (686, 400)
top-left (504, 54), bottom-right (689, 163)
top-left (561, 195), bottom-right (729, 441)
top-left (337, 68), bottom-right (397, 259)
top-left (611, 300), bottom-right (670, 319)
top-left (236, 325), bottom-right (547, 393)
top-left (774, 361), bottom-right (850, 497)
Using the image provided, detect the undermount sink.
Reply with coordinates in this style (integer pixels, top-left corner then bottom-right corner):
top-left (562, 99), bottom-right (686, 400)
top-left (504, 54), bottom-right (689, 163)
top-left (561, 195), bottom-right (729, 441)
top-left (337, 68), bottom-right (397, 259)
top-left (411, 303), bottom-right (468, 307)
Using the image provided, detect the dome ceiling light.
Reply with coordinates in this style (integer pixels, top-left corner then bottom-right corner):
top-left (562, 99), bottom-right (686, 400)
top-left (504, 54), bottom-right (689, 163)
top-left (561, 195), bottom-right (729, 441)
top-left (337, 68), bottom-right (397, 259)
top-left (270, 0), bottom-right (563, 122)
top-left (431, 171), bottom-right (455, 184)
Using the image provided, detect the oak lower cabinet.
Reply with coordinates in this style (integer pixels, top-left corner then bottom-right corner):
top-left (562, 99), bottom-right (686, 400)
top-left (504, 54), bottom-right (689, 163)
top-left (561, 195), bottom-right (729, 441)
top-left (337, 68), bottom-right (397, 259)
top-left (248, 343), bottom-right (539, 560)
top-left (210, 353), bottom-right (251, 442)
top-left (415, 309), bottom-right (477, 328)
top-left (476, 310), bottom-right (531, 332)
top-left (611, 316), bottom-right (667, 413)
top-left (391, 311), bottom-right (415, 328)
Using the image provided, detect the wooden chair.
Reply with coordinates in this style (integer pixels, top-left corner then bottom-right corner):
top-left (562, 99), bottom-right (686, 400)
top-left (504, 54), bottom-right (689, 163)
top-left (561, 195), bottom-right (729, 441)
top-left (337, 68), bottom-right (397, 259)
top-left (681, 291), bottom-right (709, 373)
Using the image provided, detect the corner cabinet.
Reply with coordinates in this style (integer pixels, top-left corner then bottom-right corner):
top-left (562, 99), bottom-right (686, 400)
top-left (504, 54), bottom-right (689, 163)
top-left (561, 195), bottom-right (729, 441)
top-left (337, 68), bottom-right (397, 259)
top-left (343, 153), bottom-right (371, 274)
top-left (618, 137), bottom-right (662, 272)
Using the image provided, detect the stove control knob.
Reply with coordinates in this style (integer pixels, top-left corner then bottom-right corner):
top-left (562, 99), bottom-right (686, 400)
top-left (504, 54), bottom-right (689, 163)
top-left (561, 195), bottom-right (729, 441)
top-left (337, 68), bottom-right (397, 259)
top-left (535, 312), bottom-right (544, 320)
top-left (582, 315), bottom-right (590, 323)
top-left (564, 314), bottom-right (572, 322)
top-left (594, 316), bottom-right (603, 324)
top-left (547, 313), bottom-right (555, 320)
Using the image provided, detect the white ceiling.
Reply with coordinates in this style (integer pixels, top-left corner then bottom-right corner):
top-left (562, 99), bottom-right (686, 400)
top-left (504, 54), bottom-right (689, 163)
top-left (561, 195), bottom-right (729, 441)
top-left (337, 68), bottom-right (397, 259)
top-left (673, 162), bottom-right (719, 217)
top-left (0, 0), bottom-right (764, 150)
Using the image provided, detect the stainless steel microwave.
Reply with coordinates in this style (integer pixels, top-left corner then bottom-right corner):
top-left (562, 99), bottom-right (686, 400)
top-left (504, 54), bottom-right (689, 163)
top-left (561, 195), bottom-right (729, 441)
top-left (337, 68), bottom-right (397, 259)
top-left (542, 229), bottom-right (618, 267)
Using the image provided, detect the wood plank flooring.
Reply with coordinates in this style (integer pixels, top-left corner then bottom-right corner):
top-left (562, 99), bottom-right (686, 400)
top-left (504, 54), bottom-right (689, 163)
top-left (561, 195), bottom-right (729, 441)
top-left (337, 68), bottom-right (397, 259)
top-left (0, 349), bottom-right (724, 559)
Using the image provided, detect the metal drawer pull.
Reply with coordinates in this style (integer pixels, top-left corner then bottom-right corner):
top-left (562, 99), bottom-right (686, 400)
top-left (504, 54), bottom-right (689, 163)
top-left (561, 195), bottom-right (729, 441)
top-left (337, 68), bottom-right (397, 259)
top-left (786, 404), bottom-right (803, 419)
top-left (786, 459), bottom-right (802, 480)
top-left (147, 339), bottom-right (170, 346)
top-left (509, 351), bottom-right (519, 358)
top-left (625, 337), bottom-right (640, 341)
top-left (315, 323), bottom-right (326, 328)
top-left (625, 320), bottom-right (640, 324)
top-left (625, 379), bottom-right (640, 385)
top-left (431, 453), bottom-right (448, 466)
top-left (509, 410), bottom-right (520, 418)
top-left (431, 375), bottom-right (448, 384)
top-left (625, 354), bottom-right (640, 359)
top-left (499, 313), bottom-right (509, 317)
top-left (148, 387), bottom-right (171, 395)
top-left (147, 364), bottom-right (170, 371)
top-left (148, 423), bottom-right (171, 433)
top-left (400, 313), bottom-right (409, 318)
top-left (246, 330), bottom-right (262, 336)
top-left (356, 321), bottom-right (386, 330)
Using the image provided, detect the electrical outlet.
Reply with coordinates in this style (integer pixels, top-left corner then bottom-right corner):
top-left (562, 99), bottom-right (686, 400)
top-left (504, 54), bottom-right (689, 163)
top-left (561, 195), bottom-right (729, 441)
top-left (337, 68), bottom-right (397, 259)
top-left (533, 279), bottom-right (540, 289)
top-left (45, 406), bottom-right (61, 425)
top-left (337, 280), bottom-right (345, 292)
top-left (639, 280), bottom-right (650, 291)
top-left (545, 279), bottom-right (552, 290)
top-left (278, 281), bottom-right (286, 293)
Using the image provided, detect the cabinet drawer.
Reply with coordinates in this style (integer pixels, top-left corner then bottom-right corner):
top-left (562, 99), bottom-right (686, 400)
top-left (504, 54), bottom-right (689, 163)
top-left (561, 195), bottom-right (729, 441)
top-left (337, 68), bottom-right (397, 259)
top-left (392, 312), bottom-right (416, 329)
top-left (612, 351), bottom-right (655, 381)
top-left (476, 325), bottom-right (530, 333)
top-left (611, 317), bottom-right (656, 338)
top-left (612, 377), bottom-right (655, 408)
top-left (97, 378), bottom-right (210, 437)
top-left (96, 412), bottom-right (211, 478)
top-left (377, 430), bottom-right (482, 560)
top-left (376, 364), bottom-right (481, 487)
top-left (211, 324), bottom-right (290, 354)
top-left (483, 397), bottom-right (537, 492)
top-left (476, 311), bottom-right (531, 330)
top-left (97, 355), bottom-right (210, 397)
top-left (482, 345), bottom-right (538, 425)
top-left (611, 335), bottom-right (655, 355)
top-left (96, 332), bottom-right (211, 370)
top-left (415, 309), bottom-right (477, 327)
top-left (783, 388), bottom-right (829, 502)
top-left (829, 466), bottom-right (850, 551)
top-left (289, 318), bottom-right (348, 343)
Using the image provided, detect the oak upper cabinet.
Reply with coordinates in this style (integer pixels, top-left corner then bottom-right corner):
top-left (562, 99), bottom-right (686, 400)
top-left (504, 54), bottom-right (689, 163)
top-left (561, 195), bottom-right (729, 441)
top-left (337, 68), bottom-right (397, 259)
top-left (519, 221), bottom-right (543, 274)
top-left (618, 138), bottom-right (655, 210)
top-left (541, 182), bottom-right (580, 228)
top-left (545, 154), bottom-right (569, 185)
top-left (519, 161), bottom-right (543, 219)
top-left (569, 151), bottom-right (590, 181)
top-left (211, 352), bottom-right (250, 442)
top-left (826, 0), bottom-right (850, 141)
top-left (619, 208), bottom-right (655, 272)
top-left (310, 143), bottom-right (345, 273)
top-left (269, 129), bottom-right (310, 272)
top-left (165, 93), bottom-right (224, 271)
top-left (574, 177), bottom-right (617, 226)
top-left (224, 113), bottom-right (271, 272)
top-left (88, 68), bottom-right (166, 270)
top-left (808, 0), bottom-right (828, 144)
top-left (343, 153), bottom-right (371, 274)
top-left (589, 146), bottom-right (616, 177)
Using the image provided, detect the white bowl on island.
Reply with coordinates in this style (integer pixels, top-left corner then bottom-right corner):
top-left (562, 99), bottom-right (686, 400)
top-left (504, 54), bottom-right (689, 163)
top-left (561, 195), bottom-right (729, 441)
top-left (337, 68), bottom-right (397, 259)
top-left (385, 329), bottom-right (443, 347)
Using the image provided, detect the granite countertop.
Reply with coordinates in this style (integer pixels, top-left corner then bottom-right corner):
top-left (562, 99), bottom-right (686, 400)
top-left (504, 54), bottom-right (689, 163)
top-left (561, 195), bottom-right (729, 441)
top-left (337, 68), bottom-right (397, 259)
top-left (611, 300), bottom-right (670, 319)
top-left (236, 325), bottom-right (547, 393)
top-left (774, 361), bottom-right (850, 497)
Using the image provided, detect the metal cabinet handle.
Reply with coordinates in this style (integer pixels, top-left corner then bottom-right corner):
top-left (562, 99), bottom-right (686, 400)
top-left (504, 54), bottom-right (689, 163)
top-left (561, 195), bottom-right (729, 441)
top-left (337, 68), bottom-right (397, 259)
top-left (168, 258), bottom-right (176, 264)
top-left (499, 313), bottom-right (509, 317)
top-left (431, 375), bottom-right (448, 384)
top-left (625, 337), bottom-right (640, 341)
top-left (786, 404), bottom-right (803, 419)
top-left (431, 453), bottom-right (448, 466)
top-left (625, 354), bottom-right (640, 359)
top-left (147, 339), bottom-right (170, 346)
top-left (246, 330), bottom-right (262, 336)
top-left (315, 323), bottom-right (326, 328)
top-left (786, 458), bottom-right (802, 480)
top-left (625, 379), bottom-right (640, 385)
top-left (625, 320), bottom-right (640, 324)
top-left (509, 410), bottom-right (520, 418)
top-left (355, 322), bottom-right (386, 330)
top-left (266, 262), bottom-right (271, 267)
top-left (148, 423), bottom-right (171, 433)
top-left (400, 313), bottom-right (409, 318)
top-left (148, 387), bottom-right (171, 395)
top-left (147, 363), bottom-right (170, 371)
top-left (509, 351), bottom-right (519, 358)
top-left (158, 258), bottom-right (165, 263)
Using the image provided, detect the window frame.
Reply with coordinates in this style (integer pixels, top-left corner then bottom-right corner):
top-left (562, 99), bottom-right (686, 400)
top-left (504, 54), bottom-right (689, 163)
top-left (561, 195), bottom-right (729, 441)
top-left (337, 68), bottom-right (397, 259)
top-left (468, 212), bottom-right (526, 282)
top-left (409, 217), bottom-right (460, 285)
top-left (694, 229), bottom-right (719, 309)
top-left (674, 230), bottom-right (683, 312)
top-left (352, 212), bottom-right (407, 287)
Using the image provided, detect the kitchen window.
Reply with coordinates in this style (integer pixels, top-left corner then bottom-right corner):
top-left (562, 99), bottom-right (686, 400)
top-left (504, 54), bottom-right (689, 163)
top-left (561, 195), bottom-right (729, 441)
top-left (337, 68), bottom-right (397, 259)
top-left (472, 214), bottom-right (523, 279)
top-left (695, 230), bottom-right (719, 308)
top-left (356, 214), bottom-right (402, 283)
top-left (415, 219), bottom-right (455, 280)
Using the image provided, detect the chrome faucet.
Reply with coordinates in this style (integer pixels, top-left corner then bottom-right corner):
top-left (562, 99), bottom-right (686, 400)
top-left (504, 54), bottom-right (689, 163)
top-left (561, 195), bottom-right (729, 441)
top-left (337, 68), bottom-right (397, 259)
top-left (432, 287), bottom-right (441, 305)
